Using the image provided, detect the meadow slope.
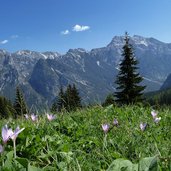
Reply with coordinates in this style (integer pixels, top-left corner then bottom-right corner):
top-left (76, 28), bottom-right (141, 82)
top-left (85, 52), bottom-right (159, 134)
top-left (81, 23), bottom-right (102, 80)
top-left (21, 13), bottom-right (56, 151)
top-left (0, 105), bottom-right (170, 170)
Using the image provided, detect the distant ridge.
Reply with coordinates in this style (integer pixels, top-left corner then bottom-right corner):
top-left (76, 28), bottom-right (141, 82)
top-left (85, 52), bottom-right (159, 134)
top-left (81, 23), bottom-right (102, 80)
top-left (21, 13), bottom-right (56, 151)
top-left (0, 35), bottom-right (171, 107)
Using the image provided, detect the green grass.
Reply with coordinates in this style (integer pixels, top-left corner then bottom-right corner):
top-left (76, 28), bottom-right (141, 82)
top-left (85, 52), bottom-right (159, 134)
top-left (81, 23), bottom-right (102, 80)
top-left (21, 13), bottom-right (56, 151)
top-left (0, 105), bottom-right (171, 170)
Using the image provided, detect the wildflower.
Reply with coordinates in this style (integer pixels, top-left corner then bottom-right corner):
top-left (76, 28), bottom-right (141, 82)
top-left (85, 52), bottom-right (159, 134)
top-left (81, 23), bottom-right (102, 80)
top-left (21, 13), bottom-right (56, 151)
top-left (31, 113), bottom-right (38, 122)
top-left (151, 110), bottom-right (158, 119)
top-left (113, 119), bottom-right (119, 126)
top-left (10, 126), bottom-right (25, 141)
top-left (24, 114), bottom-right (29, 119)
top-left (1, 125), bottom-right (25, 158)
top-left (9, 126), bottom-right (24, 158)
top-left (102, 124), bottom-right (110, 133)
top-left (2, 125), bottom-right (13, 143)
top-left (140, 122), bottom-right (147, 131)
top-left (154, 117), bottom-right (161, 124)
top-left (151, 110), bottom-right (161, 123)
top-left (46, 113), bottom-right (56, 121)
top-left (0, 144), bottom-right (3, 153)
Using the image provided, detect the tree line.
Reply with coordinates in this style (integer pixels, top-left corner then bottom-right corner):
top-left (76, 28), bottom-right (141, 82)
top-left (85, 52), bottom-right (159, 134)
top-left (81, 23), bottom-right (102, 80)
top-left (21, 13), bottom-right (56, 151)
top-left (0, 84), bottom-right (82, 118)
top-left (0, 86), bottom-right (27, 118)
top-left (51, 84), bottom-right (82, 113)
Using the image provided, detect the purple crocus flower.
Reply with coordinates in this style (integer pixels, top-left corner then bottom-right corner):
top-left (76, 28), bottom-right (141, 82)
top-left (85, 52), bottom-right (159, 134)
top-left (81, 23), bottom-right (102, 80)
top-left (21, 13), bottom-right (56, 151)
top-left (113, 119), bottom-right (119, 126)
top-left (102, 124), bottom-right (110, 133)
top-left (2, 125), bottom-right (13, 143)
top-left (151, 110), bottom-right (161, 123)
top-left (46, 113), bottom-right (56, 121)
top-left (151, 110), bottom-right (158, 119)
top-left (140, 122), bottom-right (147, 131)
top-left (31, 113), bottom-right (38, 122)
top-left (24, 114), bottom-right (29, 119)
top-left (10, 126), bottom-right (25, 141)
top-left (154, 117), bottom-right (161, 124)
top-left (2, 125), bottom-right (24, 158)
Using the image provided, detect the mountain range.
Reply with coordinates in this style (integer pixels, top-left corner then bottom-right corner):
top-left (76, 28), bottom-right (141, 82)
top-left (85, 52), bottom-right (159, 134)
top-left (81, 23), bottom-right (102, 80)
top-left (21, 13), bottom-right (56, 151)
top-left (0, 35), bottom-right (171, 108)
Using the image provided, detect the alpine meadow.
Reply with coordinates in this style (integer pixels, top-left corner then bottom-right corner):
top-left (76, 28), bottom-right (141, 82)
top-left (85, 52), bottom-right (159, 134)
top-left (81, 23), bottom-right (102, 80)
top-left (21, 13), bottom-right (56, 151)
top-left (0, 0), bottom-right (171, 170)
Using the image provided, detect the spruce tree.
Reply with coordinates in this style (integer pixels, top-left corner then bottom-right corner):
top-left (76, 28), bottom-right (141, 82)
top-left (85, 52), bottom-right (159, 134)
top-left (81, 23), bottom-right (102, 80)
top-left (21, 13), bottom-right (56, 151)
top-left (14, 86), bottom-right (28, 117)
top-left (115, 32), bottom-right (146, 104)
top-left (64, 84), bottom-right (82, 111)
top-left (51, 84), bottom-right (82, 112)
top-left (50, 98), bottom-right (58, 113)
top-left (72, 84), bottom-right (82, 109)
top-left (51, 86), bottom-right (65, 112)
top-left (65, 84), bottom-right (73, 111)
top-left (0, 96), bottom-right (14, 118)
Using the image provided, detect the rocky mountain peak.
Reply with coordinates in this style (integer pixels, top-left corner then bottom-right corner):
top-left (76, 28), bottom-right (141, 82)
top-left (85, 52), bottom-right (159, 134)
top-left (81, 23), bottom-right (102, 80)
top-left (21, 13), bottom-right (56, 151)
top-left (0, 35), bottom-right (171, 107)
top-left (107, 36), bottom-right (125, 47)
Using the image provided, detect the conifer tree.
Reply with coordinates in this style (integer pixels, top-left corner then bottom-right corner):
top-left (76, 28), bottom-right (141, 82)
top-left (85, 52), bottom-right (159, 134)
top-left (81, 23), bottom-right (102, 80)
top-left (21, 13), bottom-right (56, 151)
top-left (14, 86), bottom-right (28, 117)
top-left (51, 86), bottom-right (65, 112)
top-left (58, 86), bottom-right (65, 110)
top-left (65, 84), bottom-right (73, 111)
top-left (50, 98), bottom-right (58, 113)
top-left (115, 32), bottom-right (146, 104)
top-left (71, 84), bottom-right (82, 109)
top-left (0, 96), bottom-right (14, 118)
top-left (51, 84), bottom-right (82, 112)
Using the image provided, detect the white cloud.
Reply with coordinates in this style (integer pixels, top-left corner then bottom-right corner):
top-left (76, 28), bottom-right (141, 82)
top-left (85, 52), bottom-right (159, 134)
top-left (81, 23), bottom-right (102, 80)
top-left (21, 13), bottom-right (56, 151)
top-left (11, 35), bottom-right (19, 39)
top-left (61, 30), bottom-right (70, 35)
top-left (0, 40), bottom-right (8, 44)
top-left (73, 24), bottom-right (90, 32)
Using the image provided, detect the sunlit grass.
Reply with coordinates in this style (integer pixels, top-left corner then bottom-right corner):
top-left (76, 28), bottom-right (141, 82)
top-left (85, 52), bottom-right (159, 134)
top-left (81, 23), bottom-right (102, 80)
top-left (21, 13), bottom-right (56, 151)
top-left (0, 105), bottom-right (170, 170)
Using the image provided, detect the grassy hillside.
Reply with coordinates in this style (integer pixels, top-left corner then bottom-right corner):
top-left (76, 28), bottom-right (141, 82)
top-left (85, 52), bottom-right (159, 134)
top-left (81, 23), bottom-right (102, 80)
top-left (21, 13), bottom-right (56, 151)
top-left (0, 105), bottom-right (170, 170)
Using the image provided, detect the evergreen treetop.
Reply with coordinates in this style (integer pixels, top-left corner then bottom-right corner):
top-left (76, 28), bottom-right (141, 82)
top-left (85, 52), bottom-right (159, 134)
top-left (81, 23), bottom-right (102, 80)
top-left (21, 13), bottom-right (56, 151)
top-left (0, 96), bottom-right (15, 118)
top-left (115, 32), bottom-right (146, 104)
top-left (51, 84), bottom-right (82, 112)
top-left (14, 86), bottom-right (28, 117)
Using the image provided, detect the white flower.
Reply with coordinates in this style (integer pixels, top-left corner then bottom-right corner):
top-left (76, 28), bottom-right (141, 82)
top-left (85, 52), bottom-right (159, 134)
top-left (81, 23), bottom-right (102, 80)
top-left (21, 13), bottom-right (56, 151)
top-left (10, 126), bottom-right (25, 141)
top-left (102, 124), bottom-right (110, 133)
top-left (2, 125), bottom-right (13, 143)
top-left (140, 122), bottom-right (147, 131)
top-left (154, 117), bottom-right (161, 124)
top-left (46, 113), bottom-right (56, 121)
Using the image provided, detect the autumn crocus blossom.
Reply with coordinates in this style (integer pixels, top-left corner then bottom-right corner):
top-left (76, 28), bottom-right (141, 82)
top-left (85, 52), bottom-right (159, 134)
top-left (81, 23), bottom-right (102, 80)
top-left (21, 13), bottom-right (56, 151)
top-left (10, 126), bottom-right (25, 141)
top-left (140, 122), bottom-right (147, 131)
top-left (24, 114), bottom-right (29, 119)
top-left (46, 113), bottom-right (56, 121)
top-left (2, 125), bottom-right (13, 143)
top-left (31, 113), bottom-right (38, 122)
top-left (154, 117), bottom-right (161, 124)
top-left (102, 124), bottom-right (110, 133)
top-left (151, 110), bottom-right (161, 123)
top-left (151, 110), bottom-right (158, 119)
top-left (1, 125), bottom-right (25, 158)
top-left (113, 119), bottom-right (119, 126)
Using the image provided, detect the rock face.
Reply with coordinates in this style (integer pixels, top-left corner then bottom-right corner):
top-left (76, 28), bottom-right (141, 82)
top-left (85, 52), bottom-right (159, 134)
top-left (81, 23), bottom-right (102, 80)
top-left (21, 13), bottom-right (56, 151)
top-left (160, 74), bottom-right (171, 90)
top-left (0, 35), bottom-right (171, 107)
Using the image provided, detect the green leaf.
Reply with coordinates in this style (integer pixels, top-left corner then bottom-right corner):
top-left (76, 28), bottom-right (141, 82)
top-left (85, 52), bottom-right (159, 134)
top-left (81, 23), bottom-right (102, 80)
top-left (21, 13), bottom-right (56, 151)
top-left (6, 151), bottom-right (14, 161)
top-left (42, 166), bottom-right (57, 171)
top-left (4, 151), bottom-right (14, 169)
top-left (107, 158), bottom-right (134, 171)
top-left (28, 164), bottom-right (42, 171)
top-left (15, 157), bottom-right (29, 168)
top-left (104, 104), bottom-right (113, 113)
top-left (58, 162), bottom-right (68, 171)
top-left (138, 156), bottom-right (158, 171)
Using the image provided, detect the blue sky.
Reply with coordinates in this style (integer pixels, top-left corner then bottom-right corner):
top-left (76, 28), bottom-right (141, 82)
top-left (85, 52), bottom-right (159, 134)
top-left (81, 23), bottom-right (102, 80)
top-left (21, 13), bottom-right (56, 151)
top-left (0, 0), bottom-right (171, 53)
